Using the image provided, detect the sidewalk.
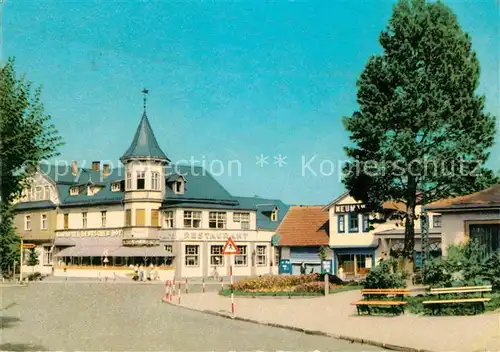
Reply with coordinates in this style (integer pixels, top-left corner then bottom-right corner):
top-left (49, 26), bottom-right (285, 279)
top-left (167, 290), bottom-right (500, 352)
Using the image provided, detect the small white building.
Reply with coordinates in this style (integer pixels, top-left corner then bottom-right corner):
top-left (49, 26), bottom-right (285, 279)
top-left (324, 192), bottom-right (442, 277)
top-left (14, 102), bottom-right (288, 279)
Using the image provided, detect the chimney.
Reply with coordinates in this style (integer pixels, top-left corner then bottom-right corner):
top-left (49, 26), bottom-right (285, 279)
top-left (71, 161), bottom-right (78, 176)
top-left (103, 164), bottom-right (110, 178)
top-left (92, 161), bottom-right (100, 172)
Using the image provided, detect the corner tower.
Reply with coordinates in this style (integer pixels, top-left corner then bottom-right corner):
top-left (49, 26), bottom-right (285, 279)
top-left (120, 89), bottom-right (169, 238)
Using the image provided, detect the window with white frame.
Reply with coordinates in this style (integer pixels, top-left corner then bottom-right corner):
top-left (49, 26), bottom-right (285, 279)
top-left (70, 186), bottom-right (79, 196)
top-left (233, 212), bottom-right (250, 230)
top-left (44, 185), bottom-right (50, 200)
top-left (164, 211), bottom-right (174, 228)
top-left (82, 212), bottom-right (87, 228)
top-left (209, 212), bottom-right (226, 229)
top-left (101, 211), bottom-right (107, 227)
top-left (210, 245), bottom-right (224, 266)
top-left (256, 245), bottom-right (267, 265)
top-left (137, 171), bottom-right (146, 190)
top-left (151, 172), bottom-right (160, 190)
top-left (185, 245), bottom-right (199, 266)
top-left (183, 211), bottom-right (201, 228)
top-left (43, 246), bottom-right (52, 265)
top-left (36, 186), bottom-right (43, 200)
top-left (41, 214), bottom-right (48, 230)
top-left (271, 208), bottom-right (278, 222)
top-left (126, 172), bottom-right (132, 190)
top-left (25, 215), bottom-right (31, 231)
top-left (235, 245), bottom-right (247, 266)
top-left (433, 215), bottom-right (442, 228)
top-left (111, 182), bottom-right (121, 192)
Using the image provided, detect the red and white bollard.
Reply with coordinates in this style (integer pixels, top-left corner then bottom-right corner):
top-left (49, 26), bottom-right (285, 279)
top-left (162, 280), bottom-right (169, 302)
top-left (177, 287), bottom-right (181, 304)
top-left (230, 263), bottom-right (234, 314)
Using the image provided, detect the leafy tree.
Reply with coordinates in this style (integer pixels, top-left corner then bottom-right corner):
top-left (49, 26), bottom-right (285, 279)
top-left (26, 247), bottom-right (39, 273)
top-left (0, 58), bottom-right (63, 274)
top-left (342, 0), bottom-right (497, 259)
top-left (318, 245), bottom-right (329, 261)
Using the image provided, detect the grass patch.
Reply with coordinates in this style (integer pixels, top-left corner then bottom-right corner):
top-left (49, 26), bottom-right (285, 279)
top-left (329, 285), bottom-right (363, 294)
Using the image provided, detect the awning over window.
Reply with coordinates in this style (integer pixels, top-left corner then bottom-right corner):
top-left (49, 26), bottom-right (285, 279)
top-left (53, 237), bottom-right (174, 257)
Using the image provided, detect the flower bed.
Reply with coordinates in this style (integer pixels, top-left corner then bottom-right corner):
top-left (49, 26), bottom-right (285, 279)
top-left (232, 274), bottom-right (321, 292)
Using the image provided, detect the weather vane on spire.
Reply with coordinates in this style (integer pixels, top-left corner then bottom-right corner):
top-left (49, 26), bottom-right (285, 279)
top-left (142, 88), bottom-right (149, 113)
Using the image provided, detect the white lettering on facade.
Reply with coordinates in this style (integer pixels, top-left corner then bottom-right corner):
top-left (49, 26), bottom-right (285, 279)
top-left (58, 229), bottom-right (124, 237)
top-left (159, 231), bottom-right (250, 241)
top-left (334, 204), bottom-right (366, 213)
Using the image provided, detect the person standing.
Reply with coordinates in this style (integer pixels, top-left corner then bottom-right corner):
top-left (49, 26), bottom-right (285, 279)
top-left (138, 265), bottom-right (144, 281)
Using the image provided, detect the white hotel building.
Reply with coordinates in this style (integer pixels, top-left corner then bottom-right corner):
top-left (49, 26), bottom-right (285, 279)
top-left (14, 108), bottom-right (288, 279)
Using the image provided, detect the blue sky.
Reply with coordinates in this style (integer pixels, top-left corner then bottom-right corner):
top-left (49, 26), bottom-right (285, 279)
top-left (2, 0), bottom-right (499, 205)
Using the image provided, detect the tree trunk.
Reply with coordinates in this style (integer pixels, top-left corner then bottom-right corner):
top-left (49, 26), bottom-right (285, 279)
top-left (403, 203), bottom-right (416, 260)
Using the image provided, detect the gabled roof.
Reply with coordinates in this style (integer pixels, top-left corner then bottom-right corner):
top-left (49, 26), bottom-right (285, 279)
top-left (425, 184), bottom-right (500, 211)
top-left (276, 206), bottom-right (329, 246)
top-left (121, 112), bottom-right (169, 161)
top-left (322, 191), bottom-right (349, 211)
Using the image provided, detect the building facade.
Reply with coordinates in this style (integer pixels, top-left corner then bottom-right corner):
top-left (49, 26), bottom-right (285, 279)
top-left (14, 107), bottom-right (288, 279)
top-left (425, 184), bottom-right (500, 256)
top-left (324, 192), bottom-right (442, 278)
top-left (275, 206), bottom-right (331, 275)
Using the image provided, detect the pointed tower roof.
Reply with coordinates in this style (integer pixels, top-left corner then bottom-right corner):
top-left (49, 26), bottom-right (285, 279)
top-left (121, 112), bottom-right (170, 162)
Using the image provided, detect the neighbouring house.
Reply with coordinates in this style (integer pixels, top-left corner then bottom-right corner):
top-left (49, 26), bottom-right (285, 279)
top-left (324, 192), bottom-right (442, 278)
top-left (425, 184), bottom-right (500, 256)
top-left (275, 206), bottom-right (331, 275)
top-left (13, 99), bottom-right (289, 279)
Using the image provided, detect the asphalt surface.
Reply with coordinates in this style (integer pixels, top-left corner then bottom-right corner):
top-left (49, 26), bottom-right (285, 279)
top-left (0, 283), bottom-right (384, 351)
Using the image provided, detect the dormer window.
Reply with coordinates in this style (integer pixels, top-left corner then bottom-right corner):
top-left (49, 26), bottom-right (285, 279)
top-left (70, 186), bottom-right (79, 196)
top-left (111, 182), bottom-right (121, 192)
top-left (88, 185), bottom-right (95, 196)
top-left (271, 208), bottom-right (278, 222)
top-left (174, 179), bottom-right (184, 194)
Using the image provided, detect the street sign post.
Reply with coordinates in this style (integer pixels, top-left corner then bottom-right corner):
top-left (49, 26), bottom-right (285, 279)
top-left (222, 237), bottom-right (240, 315)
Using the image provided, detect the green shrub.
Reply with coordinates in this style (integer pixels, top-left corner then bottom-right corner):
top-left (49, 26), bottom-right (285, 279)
top-left (364, 259), bottom-right (405, 289)
top-left (423, 259), bottom-right (452, 287)
top-left (484, 251), bottom-right (500, 291)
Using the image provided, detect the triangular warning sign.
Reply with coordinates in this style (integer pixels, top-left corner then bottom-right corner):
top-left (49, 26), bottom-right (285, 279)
top-left (222, 237), bottom-right (240, 255)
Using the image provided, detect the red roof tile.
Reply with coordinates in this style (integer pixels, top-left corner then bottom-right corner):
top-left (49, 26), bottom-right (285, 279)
top-left (276, 206), bottom-right (329, 246)
top-left (426, 184), bottom-right (500, 209)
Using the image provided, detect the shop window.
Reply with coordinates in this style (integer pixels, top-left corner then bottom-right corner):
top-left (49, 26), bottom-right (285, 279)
top-left (43, 247), bottom-right (52, 265)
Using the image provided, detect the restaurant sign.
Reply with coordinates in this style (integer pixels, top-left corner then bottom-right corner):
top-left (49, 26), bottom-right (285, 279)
top-left (160, 231), bottom-right (249, 241)
top-left (334, 204), bottom-right (366, 213)
top-left (57, 229), bottom-right (124, 237)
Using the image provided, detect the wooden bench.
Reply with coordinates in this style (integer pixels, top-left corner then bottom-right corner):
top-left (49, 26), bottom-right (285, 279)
top-left (423, 285), bottom-right (492, 315)
top-left (351, 288), bottom-right (412, 315)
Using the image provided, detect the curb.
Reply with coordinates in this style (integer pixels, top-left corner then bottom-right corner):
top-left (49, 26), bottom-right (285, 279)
top-left (161, 300), bottom-right (436, 352)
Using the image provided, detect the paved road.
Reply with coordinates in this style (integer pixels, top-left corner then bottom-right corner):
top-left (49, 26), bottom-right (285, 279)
top-left (0, 283), bottom-right (384, 351)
